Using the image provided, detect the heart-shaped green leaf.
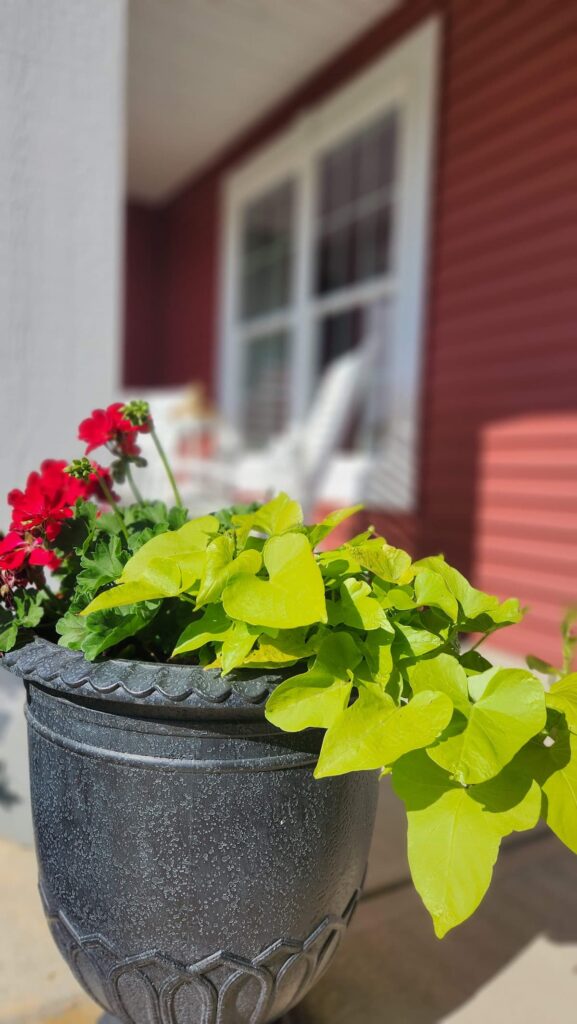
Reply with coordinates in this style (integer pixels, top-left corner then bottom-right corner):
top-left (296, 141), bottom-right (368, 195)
top-left (222, 533), bottom-right (326, 629)
top-left (196, 534), bottom-right (262, 607)
top-left (408, 653), bottom-right (470, 716)
top-left (307, 505), bottom-right (362, 548)
top-left (546, 673), bottom-right (577, 732)
top-left (172, 605), bottom-right (235, 657)
top-left (220, 620), bottom-right (261, 674)
top-left (265, 633), bottom-right (360, 731)
top-left (328, 579), bottom-right (392, 631)
top-left (347, 540), bottom-right (414, 585)
top-left (413, 568), bottom-right (458, 621)
top-left (82, 516), bottom-right (219, 615)
top-left (414, 556), bottom-right (523, 630)
top-left (240, 629), bottom-right (319, 669)
top-left (427, 668), bottom-right (546, 784)
top-left (315, 687), bottom-right (453, 778)
top-left (392, 750), bottom-right (502, 938)
top-left (232, 492), bottom-right (303, 546)
top-left (519, 729), bottom-right (577, 854)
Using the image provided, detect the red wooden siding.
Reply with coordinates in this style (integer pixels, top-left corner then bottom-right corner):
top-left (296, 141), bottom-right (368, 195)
top-left (124, 0), bottom-right (577, 663)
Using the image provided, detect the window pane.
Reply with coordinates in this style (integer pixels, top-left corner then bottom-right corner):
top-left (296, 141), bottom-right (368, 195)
top-left (242, 331), bottom-right (290, 448)
top-left (316, 111), bottom-right (398, 295)
top-left (241, 181), bottom-right (294, 319)
top-left (316, 300), bottom-right (390, 452)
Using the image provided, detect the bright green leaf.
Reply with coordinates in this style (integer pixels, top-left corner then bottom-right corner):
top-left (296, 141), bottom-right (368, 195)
top-left (315, 688), bottom-right (453, 778)
top-left (392, 750), bottom-right (501, 937)
top-left (232, 492), bottom-right (303, 546)
top-left (240, 629), bottom-right (318, 669)
top-left (521, 730), bottom-right (577, 854)
top-left (307, 505), bottom-right (363, 548)
top-left (172, 605), bottom-right (235, 657)
top-left (328, 578), bottom-right (391, 632)
top-left (427, 668), bottom-right (547, 784)
top-left (546, 673), bottom-right (577, 733)
top-left (196, 534), bottom-right (262, 607)
top-left (408, 653), bottom-right (470, 716)
top-left (414, 568), bottom-right (458, 621)
top-left (264, 633), bottom-right (359, 732)
top-left (348, 540), bottom-right (414, 585)
top-left (222, 533), bottom-right (327, 629)
top-left (220, 620), bottom-right (261, 674)
top-left (394, 623), bottom-right (447, 659)
top-left (414, 556), bottom-right (523, 630)
top-left (471, 761), bottom-right (542, 836)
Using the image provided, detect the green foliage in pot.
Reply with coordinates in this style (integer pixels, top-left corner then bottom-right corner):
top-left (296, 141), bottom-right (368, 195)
top-left (1, 401), bottom-right (576, 939)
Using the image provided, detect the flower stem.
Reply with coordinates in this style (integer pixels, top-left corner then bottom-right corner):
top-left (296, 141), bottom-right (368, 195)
top-left (125, 461), bottom-right (145, 504)
top-left (150, 426), bottom-right (184, 509)
top-left (98, 477), bottom-right (129, 540)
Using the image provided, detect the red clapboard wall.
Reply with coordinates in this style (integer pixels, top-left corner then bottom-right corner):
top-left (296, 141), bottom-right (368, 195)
top-left (124, 0), bottom-right (577, 664)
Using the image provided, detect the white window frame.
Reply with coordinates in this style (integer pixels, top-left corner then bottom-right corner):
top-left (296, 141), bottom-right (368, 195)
top-left (219, 16), bottom-right (440, 511)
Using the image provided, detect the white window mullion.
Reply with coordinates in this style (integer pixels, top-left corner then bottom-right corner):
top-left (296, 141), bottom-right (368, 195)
top-left (289, 150), bottom-right (316, 427)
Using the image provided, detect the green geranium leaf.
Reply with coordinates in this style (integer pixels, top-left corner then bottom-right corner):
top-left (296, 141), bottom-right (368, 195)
top-left (0, 607), bottom-right (18, 653)
top-left (408, 653), bottom-right (470, 716)
top-left (81, 516), bottom-right (218, 614)
top-left (546, 673), bottom-right (577, 732)
top-left (56, 611), bottom-right (90, 650)
top-left (172, 605), bottom-right (235, 657)
top-left (264, 633), bottom-right (360, 732)
top-left (122, 515), bottom-right (218, 584)
top-left (232, 492), bottom-right (303, 546)
top-left (328, 578), bottom-right (391, 632)
top-left (77, 536), bottom-right (124, 594)
top-left (307, 505), bottom-right (362, 549)
top-left (427, 668), bottom-right (547, 784)
top-left (196, 534), bottom-right (262, 607)
top-left (392, 750), bottom-right (501, 938)
top-left (414, 568), bottom-right (458, 621)
top-left (67, 604), bottom-right (159, 661)
top-left (315, 687), bottom-right (453, 778)
top-left (222, 533), bottom-right (326, 629)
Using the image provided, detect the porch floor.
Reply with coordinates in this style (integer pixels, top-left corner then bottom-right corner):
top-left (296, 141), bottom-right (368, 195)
top-left (1, 830), bottom-right (576, 1024)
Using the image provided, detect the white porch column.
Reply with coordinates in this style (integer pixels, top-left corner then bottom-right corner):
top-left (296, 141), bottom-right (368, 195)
top-left (0, 0), bottom-right (127, 843)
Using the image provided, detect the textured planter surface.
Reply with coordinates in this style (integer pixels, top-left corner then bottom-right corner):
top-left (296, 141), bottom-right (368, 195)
top-left (5, 639), bottom-right (378, 1024)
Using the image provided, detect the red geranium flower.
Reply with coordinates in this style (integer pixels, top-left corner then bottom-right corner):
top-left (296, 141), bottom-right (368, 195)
top-left (82, 463), bottom-right (119, 502)
top-left (78, 403), bottom-right (141, 456)
top-left (0, 531), bottom-right (60, 572)
top-left (8, 460), bottom-right (85, 541)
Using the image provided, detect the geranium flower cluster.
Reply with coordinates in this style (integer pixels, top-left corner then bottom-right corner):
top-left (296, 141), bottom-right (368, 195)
top-left (0, 402), bottom-right (152, 606)
top-left (79, 401), bottom-right (151, 459)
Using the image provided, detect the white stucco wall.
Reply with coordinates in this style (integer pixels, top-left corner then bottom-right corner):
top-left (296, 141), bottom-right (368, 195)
top-left (0, 0), bottom-right (127, 843)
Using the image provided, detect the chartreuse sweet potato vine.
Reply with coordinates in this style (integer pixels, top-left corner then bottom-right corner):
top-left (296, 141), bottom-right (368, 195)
top-left (1, 458), bottom-right (576, 938)
top-left (66, 492), bottom-right (577, 939)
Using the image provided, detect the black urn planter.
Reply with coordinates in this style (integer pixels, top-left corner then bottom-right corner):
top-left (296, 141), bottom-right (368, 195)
top-left (5, 639), bottom-right (378, 1024)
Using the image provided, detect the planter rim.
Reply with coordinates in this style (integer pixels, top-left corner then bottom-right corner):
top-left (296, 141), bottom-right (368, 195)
top-left (2, 637), bottom-right (288, 716)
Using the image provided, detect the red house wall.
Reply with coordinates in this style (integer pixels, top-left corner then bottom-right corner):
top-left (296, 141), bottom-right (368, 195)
top-left (124, 0), bottom-right (577, 664)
